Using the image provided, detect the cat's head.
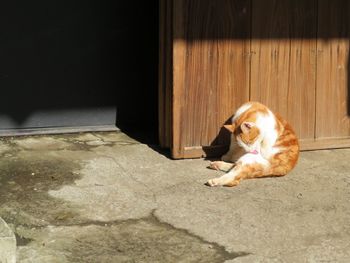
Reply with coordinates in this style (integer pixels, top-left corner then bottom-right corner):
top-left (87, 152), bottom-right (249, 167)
top-left (224, 122), bottom-right (262, 153)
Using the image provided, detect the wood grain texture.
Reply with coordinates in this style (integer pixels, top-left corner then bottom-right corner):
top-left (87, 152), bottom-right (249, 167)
top-left (172, 0), bottom-right (251, 158)
top-left (250, 0), bottom-right (317, 139)
top-left (316, 0), bottom-right (350, 138)
top-left (215, 1), bottom-right (251, 144)
top-left (161, 0), bottom-right (350, 158)
top-left (172, 0), bottom-right (186, 158)
top-left (250, 0), bottom-right (291, 115)
top-left (159, 0), bottom-right (173, 148)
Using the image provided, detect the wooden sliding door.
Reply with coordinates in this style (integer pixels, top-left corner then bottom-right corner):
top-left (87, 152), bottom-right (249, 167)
top-left (170, 0), bottom-right (251, 158)
top-left (159, 0), bottom-right (350, 158)
top-left (250, 0), bottom-right (317, 140)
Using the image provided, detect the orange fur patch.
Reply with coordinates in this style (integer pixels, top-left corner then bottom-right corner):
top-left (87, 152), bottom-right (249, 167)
top-left (223, 124), bottom-right (235, 133)
top-left (238, 126), bottom-right (260, 144)
top-left (234, 102), bottom-right (269, 128)
top-left (270, 114), bottom-right (300, 174)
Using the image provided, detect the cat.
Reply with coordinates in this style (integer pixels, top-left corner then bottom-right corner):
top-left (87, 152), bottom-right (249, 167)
top-left (207, 101), bottom-right (299, 187)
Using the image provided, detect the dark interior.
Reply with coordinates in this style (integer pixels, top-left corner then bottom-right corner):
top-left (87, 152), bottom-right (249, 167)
top-left (0, 1), bottom-right (159, 143)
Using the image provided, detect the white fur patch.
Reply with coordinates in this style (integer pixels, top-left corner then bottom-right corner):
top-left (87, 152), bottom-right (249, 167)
top-left (255, 110), bottom-right (279, 159)
top-left (236, 135), bottom-right (262, 153)
top-left (232, 102), bottom-right (252, 122)
top-left (214, 152), bottom-right (269, 185)
top-left (238, 153), bottom-right (269, 166)
top-left (230, 103), bottom-right (281, 160)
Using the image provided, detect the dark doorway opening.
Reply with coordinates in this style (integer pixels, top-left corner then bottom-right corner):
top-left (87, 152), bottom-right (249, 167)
top-left (114, 1), bottom-right (159, 145)
top-left (0, 1), bottom-right (159, 144)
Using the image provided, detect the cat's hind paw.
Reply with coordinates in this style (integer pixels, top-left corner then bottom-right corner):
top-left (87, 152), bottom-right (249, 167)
top-left (205, 178), bottom-right (221, 187)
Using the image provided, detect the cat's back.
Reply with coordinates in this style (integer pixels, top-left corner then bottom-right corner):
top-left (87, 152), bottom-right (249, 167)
top-left (274, 113), bottom-right (299, 149)
top-left (233, 101), bottom-right (270, 125)
top-left (272, 112), bottom-right (300, 171)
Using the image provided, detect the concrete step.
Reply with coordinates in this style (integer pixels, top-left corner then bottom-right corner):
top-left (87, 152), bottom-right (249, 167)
top-left (0, 217), bottom-right (16, 263)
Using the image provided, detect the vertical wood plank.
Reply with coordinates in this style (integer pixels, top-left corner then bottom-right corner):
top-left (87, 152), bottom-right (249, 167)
top-left (182, 37), bottom-right (218, 148)
top-left (250, 0), bottom-right (317, 139)
top-left (175, 0), bottom-right (221, 151)
top-left (215, 1), bottom-right (251, 145)
top-left (316, 0), bottom-right (350, 138)
top-left (287, 1), bottom-right (317, 139)
top-left (172, 0), bottom-right (250, 158)
top-left (164, 0), bottom-right (173, 148)
top-left (250, 0), bottom-right (290, 115)
top-left (172, 0), bottom-right (186, 158)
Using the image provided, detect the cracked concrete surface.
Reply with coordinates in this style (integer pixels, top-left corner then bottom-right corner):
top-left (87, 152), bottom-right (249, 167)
top-left (0, 217), bottom-right (16, 263)
top-left (0, 132), bottom-right (349, 262)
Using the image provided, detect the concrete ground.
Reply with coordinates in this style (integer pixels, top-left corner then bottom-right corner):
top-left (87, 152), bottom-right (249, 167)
top-left (0, 131), bottom-right (349, 262)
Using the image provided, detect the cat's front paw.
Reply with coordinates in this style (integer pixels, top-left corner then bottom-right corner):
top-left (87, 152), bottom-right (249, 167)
top-left (208, 161), bottom-right (220, 170)
top-left (208, 161), bottom-right (234, 172)
top-left (206, 178), bottom-right (221, 187)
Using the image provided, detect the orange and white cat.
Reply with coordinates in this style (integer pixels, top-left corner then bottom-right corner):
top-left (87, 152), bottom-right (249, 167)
top-left (207, 102), bottom-right (299, 187)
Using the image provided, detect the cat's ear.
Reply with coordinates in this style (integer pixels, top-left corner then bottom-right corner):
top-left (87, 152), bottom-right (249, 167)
top-left (241, 122), bottom-right (255, 133)
top-left (223, 124), bottom-right (235, 133)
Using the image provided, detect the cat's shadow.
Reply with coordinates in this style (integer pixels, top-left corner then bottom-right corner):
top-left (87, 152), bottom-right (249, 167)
top-left (203, 115), bottom-right (233, 160)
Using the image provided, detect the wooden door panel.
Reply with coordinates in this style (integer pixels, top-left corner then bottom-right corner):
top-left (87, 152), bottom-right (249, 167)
top-left (250, 0), bottom-right (317, 140)
top-left (163, 0), bottom-right (350, 158)
top-left (172, 0), bottom-right (251, 158)
top-left (316, 0), bottom-right (350, 138)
